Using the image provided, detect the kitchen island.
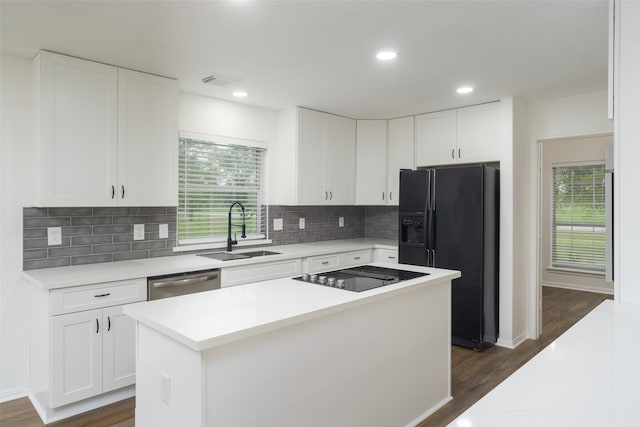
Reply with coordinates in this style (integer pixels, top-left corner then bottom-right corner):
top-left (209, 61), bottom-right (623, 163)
top-left (124, 262), bottom-right (460, 427)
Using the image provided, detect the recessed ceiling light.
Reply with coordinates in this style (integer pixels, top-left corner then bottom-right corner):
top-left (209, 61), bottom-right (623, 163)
top-left (376, 50), bottom-right (397, 61)
top-left (456, 86), bottom-right (474, 94)
top-left (232, 91), bottom-right (248, 98)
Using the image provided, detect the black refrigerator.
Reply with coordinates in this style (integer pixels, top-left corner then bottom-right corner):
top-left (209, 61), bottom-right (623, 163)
top-left (398, 165), bottom-right (499, 351)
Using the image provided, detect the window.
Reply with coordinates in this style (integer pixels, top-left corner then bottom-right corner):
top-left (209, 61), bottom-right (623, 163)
top-left (178, 135), bottom-right (267, 247)
top-left (551, 163), bottom-right (605, 272)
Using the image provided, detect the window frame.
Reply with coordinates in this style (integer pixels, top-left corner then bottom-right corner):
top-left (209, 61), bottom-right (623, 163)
top-left (175, 131), bottom-right (269, 251)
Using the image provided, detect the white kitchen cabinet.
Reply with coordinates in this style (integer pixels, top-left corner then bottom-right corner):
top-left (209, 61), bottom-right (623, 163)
top-left (356, 120), bottom-right (388, 205)
top-left (387, 116), bottom-right (415, 205)
top-left (271, 107), bottom-right (356, 205)
top-left (415, 102), bottom-right (500, 167)
top-left (30, 278), bottom-right (145, 418)
top-left (304, 249), bottom-right (373, 273)
top-left (221, 258), bottom-right (302, 287)
top-left (374, 248), bottom-right (399, 263)
top-left (339, 249), bottom-right (373, 267)
top-left (32, 51), bottom-right (178, 207)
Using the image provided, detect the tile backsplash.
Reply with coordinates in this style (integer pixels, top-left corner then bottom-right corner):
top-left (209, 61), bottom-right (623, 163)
top-left (23, 205), bottom-right (399, 270)
top-left (23, 207), bottom-right (177, 270)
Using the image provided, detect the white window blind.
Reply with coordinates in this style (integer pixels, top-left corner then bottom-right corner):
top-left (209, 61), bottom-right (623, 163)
top-left (178, 137), bottom-right (267, 247)
top-left (551, 163), bottom-right (606, 272)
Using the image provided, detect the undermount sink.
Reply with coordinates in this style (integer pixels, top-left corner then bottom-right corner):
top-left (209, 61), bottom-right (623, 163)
top-left (197, 250), bottom-right (280, 261)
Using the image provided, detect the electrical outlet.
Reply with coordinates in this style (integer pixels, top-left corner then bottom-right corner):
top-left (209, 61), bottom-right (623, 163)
top-left (47, 227), bottom-right (62, 246)
top-left (273, 218), bottom-right (283, 231)
top-left (133, 224), bottom-right (145, 240)
top-left (159, 224), bottom-right (169, 239)
top-left (160, 372), bottom-right (171, 406)
top-left (299, 218), bottom-right (305, 229)
top-left (339, 217), bottom-right (345, 227)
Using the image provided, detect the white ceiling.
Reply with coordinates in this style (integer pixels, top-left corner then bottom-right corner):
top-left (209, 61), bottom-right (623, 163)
top-left (1, 0), bottom-right (608, 119)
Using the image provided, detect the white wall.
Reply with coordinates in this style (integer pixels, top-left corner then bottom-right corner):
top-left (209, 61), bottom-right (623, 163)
top-left (0, 54), bottom-right (33, 401)
top-left (615, 1), bottom-right (640, 303)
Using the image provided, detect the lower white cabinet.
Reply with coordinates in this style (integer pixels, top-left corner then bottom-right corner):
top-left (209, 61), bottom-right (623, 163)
top-left (374, 248), bottom-right (399, 263)
top-left (304, 249), bottom-right (373, 273)
top-left (221, 259), bottom-right (302, 287)
top-left (102, 306), bottom-right (137, 393)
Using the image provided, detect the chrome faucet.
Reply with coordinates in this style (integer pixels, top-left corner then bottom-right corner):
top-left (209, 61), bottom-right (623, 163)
top-left (227, 202), bottom-right (247, 252)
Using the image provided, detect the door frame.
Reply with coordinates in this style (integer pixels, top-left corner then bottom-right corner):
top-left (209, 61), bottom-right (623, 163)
top-left (530, 131), bottom-right (614, 339)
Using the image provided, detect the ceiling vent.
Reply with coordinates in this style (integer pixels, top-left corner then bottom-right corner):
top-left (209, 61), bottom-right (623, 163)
top-left (201, 72), bottom-right (245, 88)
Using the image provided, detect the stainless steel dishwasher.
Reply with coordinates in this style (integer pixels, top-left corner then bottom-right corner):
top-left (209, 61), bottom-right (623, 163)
top-left (147, 269), bottom-right (220, 300)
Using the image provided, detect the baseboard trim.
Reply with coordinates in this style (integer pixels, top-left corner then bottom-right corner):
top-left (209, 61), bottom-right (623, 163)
top-left (29, 386), bottom-right (135, 424)
top-left (496, 331), bottom-right (528, 349)
top-left (542, 282), bottom-right (614, 295)
top-left (405, 395), bottom-right (452, 427)
top-left (0, 386), bottom-right (29, 403)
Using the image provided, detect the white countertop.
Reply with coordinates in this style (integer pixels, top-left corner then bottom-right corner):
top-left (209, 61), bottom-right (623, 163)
top-left (124, 262), bottom-right (460, 352)
top-left (448, 300), bottom-right (640, 427)
top-left (22, 238), bottom-right (397, 290)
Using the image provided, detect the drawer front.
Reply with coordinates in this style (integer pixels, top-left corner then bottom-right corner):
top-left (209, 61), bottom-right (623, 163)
top-left (51, 279), bottom-right (147, 315)
top-left (339, 250), bottom-right (373, 267)
top-left (222, 259), bottom-right (302, 287)
top-left (306, 254), bottom-right (340, 273)
top-left (374, 249), bottom-right (399, 263)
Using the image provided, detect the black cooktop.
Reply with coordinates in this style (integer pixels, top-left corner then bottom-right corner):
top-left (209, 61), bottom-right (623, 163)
top-left (292, 265), bottom-right (428, 292)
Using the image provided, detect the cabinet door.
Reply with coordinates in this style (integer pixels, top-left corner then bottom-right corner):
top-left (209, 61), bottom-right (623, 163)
top-left (326, 114), bottom-right (356, 205)
top-left (415, 110), bottom-right (457, 167)
top-left (102, 306), bottom-right (137, 392)
top-left (456, 102), bottom-right (501, 164)
top-left (356, 120), bottom-right (388, 205)
top-left (51, 310), bottom-right (102, 407)
top-left (297, 108), bottom-right (328, 204)
top-left (387, 116), bottom-right (415, 206)
top-left (117, 69), bottom-right (178, 206)
top-left (38, 52), bottom-right (118, 206)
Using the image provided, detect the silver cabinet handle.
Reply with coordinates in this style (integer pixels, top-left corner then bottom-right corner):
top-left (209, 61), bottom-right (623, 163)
top-left (382, 191), bottom-right (385, 200)
top-left (152, 275), bottom-right (218, 288)
top-left (458, 148), bottom-right (461, 158)
top-left (321, 261), bottom-right (329, 265)
top-left (451, 149), bottom-right (455, 159)
top-left (388, 256), bottom-right (396, 260)
top-left (354, 256), bottom-right (361, 260)
top-left (389, 192), bottom-right (392, 201)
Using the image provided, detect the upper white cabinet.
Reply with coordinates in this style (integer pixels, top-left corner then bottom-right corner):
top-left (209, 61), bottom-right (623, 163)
top-left (272, 107), bottom-right (356, 205)
top-left (32, 51), bottom-right (178, 207)
top-left (355, 117), bottom-right (414, 206)
top-left (356, 120), bottom-right (388, 204)
top-left (415, 102), bottom-right (500, 167)
top-left (386, 116), bottom-right (415, 206)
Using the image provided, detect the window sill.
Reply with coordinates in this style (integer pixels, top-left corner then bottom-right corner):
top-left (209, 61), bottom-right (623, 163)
top-left (546, 266), bottom-right (605, 278)
top-left (173, 239), bottom-right (273, 253)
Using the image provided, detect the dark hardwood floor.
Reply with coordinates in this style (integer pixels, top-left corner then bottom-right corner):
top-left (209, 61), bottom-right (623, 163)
top-left (0, 286), bottom-right (611, 427)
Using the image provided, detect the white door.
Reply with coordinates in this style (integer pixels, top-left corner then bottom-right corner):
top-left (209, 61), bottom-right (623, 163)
top-left (102, 305), bottom-right (137, 392)
top-left (117, 68), bottom-right (178, 206)
top-left (415, 110), bottom-right (457, 167)
top-left (297, 108), bottom-right (328, 204)
top-left (326, 114), bottom-right (356, 205)
top-left (356, 120), bottom-right (387, 205)
top-left (456, 102), bottom-right (501, 164)
top-left (51, 310), bottom-right (102, 407)
top-left (39, 51), bottom-right (118, 206)
top-left (387, 116), bottom-right (415, 205)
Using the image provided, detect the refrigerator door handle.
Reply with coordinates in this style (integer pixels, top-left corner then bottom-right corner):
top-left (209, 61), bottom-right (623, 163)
top-left (431, 249), bottom-right (436, 267)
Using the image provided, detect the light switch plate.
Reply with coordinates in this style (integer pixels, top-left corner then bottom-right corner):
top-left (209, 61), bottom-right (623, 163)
top-left (47, 227), bottom-right (62, 246)
top-left (133, 224), bottom-right (145, 240)
top-left (339, 217), bottom-right (345, 227)
top-left (159, 224), bottom-right (169, 239)
top-left (273, 218), bottom-right (283, 231)
top-left (299, 218), bottom-right (305, 229)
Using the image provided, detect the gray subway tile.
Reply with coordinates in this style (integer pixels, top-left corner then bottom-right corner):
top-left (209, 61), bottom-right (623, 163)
top-left (132, 241), bottom-right (165, 251)
top-left (131, 207), bottom-right (166, 215)
top-left (62, 226), bottom-right (93, 237)
top-left (24, 257), bottom-right (70, 270)
top-left (24, 237), bottom-right (70, 249)
top-left (113, 234), bottom-right (134, 243)
top-left (149, 214), bottom-right (177, 223)
top-left (71, 254), bottom-right (113, 266)
top-left (93, 207), bottom-right (131, 216)
top-left (23, 207), bottom-right (48, 217)
top-left (149, 248), bottom-right (175, 258)
top-left (23, 217), bottom-right (71, 228)
top-left (48, 246), bottom-right (92, 257)
top-left (145, 224), bottom-right (159, 233)
top-left (114, 251), bottom-right (149, 261)
top-left (166, 207), bottom-right (177, 214)
top-left (93, 225), bottom-right (132, 235)
top-left (72, 235), bottom-right (112, 245)
top-left (113, 215), bottom-right (150, 225)
top-left (23, 228), bottom-right (47, 238)
top-left (71, 216), bottom-right (112, 226)
top-left (48, 207), bottom-right (93, 217)
top-left (93, 243), bottom-right (131, 254)
top-left (24, 249), bottom-right (48, 260)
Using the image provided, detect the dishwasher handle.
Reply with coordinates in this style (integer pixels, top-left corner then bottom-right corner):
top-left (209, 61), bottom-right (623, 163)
top-left (151, 274), bottom-right (219, 289)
